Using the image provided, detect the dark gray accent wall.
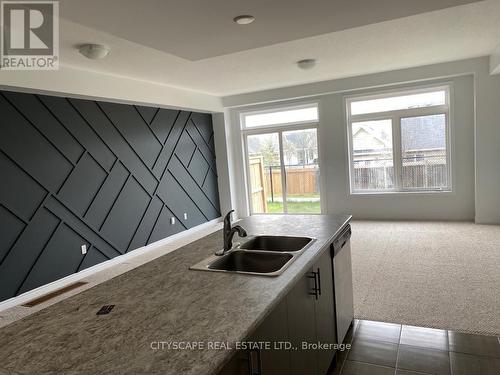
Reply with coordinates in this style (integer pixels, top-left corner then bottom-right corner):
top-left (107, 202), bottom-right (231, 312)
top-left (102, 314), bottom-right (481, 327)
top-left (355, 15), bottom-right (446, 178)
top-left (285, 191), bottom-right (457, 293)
top-left (0, 89), bottom-right (220, 302)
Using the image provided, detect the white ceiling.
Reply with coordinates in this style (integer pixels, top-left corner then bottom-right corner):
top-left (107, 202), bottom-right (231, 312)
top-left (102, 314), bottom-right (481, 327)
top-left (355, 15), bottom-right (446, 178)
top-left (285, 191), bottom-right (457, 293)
top-left (57, 0), bottom-right (500, 96)
top-left (61, 0), bottom-right (482, 60)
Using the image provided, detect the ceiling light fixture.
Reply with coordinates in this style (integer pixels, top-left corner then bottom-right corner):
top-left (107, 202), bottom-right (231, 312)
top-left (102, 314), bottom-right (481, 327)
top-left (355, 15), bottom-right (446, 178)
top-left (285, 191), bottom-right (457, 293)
top-left (78, 44), bottom-right (110, 60)
top-left (297, 59), bottom-right (317, 70)
top-left (233, 15), bottom-right (255, 25)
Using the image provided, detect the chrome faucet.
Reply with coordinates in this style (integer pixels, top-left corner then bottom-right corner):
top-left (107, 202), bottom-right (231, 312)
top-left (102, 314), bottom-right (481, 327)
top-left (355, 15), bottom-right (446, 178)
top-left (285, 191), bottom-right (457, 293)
top-left (216, 210), bottom-right (247, 255)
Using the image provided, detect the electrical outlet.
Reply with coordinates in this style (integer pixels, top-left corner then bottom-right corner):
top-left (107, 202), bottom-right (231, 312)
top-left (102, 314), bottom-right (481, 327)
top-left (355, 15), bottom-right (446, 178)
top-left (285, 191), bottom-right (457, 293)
top-left (81, 244), bottom-right (87, 255)
top-left (170, 217), bottom-right (175, 225)
top-left (183, 213), bottom-right (188, 220)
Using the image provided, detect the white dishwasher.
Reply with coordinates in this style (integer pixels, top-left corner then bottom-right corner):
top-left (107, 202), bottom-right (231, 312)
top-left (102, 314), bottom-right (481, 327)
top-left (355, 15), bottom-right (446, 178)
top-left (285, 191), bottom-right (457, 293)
top-left (332, 225), bottom-right (354, 344)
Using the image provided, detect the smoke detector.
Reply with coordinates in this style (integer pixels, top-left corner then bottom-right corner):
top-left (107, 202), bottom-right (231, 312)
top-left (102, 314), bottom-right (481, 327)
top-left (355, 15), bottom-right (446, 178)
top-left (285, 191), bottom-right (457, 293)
top-left (78, 44), bottom-right (110, 60)
top-left (297, 59), bottom-right (317, 70)
top-left (233, 15), bottom-right (255, 25)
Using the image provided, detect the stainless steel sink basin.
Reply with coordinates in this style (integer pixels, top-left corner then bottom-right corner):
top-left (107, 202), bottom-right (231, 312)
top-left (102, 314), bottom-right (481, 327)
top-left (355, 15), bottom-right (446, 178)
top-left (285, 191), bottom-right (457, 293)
top-left (239, 235), bottom-right (314, 252)
top-left (190, 235), bottom-right (316, 276)
top-left (208, 251), bottom-right (293, 274)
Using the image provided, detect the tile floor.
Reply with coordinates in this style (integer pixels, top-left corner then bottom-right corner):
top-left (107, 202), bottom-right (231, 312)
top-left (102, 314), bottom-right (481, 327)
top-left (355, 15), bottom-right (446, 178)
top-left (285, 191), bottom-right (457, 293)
top-left (332, 320), bottom-right (500, 375)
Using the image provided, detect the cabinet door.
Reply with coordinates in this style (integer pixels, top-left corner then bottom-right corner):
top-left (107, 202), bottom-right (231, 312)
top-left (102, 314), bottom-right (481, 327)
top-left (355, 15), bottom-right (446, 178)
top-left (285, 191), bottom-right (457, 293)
top-left (313, 249), bottom-right (337, 375)
top-left (286, 268), bottom-right (318, 375)
top-left (250, 297), bottom-right (290, 374)
top-left (218, 351), bottom-right (250, 375)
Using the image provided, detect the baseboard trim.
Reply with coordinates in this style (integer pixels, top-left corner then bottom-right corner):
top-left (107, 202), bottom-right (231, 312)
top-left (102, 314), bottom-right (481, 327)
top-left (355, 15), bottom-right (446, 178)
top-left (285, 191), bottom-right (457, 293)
top-left (0, 217), bottom-right (222, 312)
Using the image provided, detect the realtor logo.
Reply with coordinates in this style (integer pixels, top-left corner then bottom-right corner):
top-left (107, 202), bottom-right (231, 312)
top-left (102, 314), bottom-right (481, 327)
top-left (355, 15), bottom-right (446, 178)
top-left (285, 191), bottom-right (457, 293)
top-left (1, 0), bottom-right (59, 70)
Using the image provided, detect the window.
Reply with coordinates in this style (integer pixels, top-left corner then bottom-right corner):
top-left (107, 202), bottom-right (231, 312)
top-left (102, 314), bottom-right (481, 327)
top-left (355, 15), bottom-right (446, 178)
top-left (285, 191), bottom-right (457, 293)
top-left (351, 119), bottom-right (394, 190)
top-left (242, 104), bottom-right (318, 128)
top-left (346, 86), bottom-right (451, 193)
top-left (241, 104), bottom-right (321, 214)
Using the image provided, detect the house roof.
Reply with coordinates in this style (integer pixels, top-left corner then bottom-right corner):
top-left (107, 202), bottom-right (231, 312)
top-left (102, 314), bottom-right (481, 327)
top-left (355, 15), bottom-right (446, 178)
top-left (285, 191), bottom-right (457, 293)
top-left (353, 125), bottom-right (392, 148)
top-left (401, 115), bottom-right (446, 151)
top-left (354, 115), bottom-right (446, 152)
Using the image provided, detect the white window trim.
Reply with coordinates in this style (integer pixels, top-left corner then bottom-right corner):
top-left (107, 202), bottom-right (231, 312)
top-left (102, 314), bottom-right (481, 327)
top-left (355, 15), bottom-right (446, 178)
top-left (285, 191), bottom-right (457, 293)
top-left (345, 84), bottom-right (453, 195)
top-left (238, 102), bottom-right (324, 215)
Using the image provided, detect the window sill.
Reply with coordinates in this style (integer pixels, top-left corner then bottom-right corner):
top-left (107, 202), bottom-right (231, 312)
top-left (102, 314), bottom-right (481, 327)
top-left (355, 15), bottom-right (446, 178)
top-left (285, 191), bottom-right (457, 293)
top-left (349, 189), bottom-right (453, 197)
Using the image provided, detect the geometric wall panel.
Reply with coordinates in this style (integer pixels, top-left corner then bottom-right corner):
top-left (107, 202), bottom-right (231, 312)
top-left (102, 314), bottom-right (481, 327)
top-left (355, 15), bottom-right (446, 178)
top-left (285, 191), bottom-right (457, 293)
top-left (100, 177), bottom-right (150, 252)
top-left (58, 153), bottom-right (107, 216)
top-left (176, 131), bottom-right (197, 167)
top-left (0, 89), bottom-right (220, 302)
top-left (167, 156), bottom-right (220, 220)
top-left (83, 161), bottom-right (129, 229)
top-left (148, 205), bottom-right (185, 244)
top-left (156, 172), bottom-right (207, 229)
top-left (0, 205), bottom-right (25, 264)
top-left (0, 208), bottom-right (60, 301)
top-left (97, 101), bottom-right (163, 168)
top-left (189, 149), bottom-right (210, 185)
top-left (17, 223), bottom-right (91, 294)
top-left (127, 196), bottom-right (163, 251)
top-left (0, 153), bottom-right (46, 220)
top-left (77, 247), bottom-right (108, 272)
top-left (0, 95), bottom-right (73, 192)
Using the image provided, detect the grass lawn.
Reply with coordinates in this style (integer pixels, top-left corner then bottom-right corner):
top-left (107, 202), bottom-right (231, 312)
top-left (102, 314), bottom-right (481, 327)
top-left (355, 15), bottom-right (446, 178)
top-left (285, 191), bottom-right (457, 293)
top-left (266, 201), bottom-right (321, 213)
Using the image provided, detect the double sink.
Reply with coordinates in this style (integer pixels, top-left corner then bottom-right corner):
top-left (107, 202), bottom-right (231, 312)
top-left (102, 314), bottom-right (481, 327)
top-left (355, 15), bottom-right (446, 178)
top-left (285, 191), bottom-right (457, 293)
top-left (190, 235), bottom-right (316, 276)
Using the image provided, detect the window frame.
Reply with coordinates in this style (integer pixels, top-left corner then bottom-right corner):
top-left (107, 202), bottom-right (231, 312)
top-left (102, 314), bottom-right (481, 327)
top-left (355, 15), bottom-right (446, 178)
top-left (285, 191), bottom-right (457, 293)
top-left (239, 102), bottom-right (323, 215)
top-left (345, 85), bottom-right (453, 194)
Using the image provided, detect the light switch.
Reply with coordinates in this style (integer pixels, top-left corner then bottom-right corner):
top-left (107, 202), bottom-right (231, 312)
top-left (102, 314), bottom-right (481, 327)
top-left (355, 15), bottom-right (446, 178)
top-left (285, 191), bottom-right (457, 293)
top-left (81, 244), bottom-right (87, 255)
top-left (170, 217), bottom-right (175, 225)
top-left (183, 213), bottom-right (188, 220)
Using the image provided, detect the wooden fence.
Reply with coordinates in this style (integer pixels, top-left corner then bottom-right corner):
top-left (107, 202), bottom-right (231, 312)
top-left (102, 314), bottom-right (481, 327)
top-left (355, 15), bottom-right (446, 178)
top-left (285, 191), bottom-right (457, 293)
top-left (249, 157), bottom-right (320, 213)
top-left (263, 167), bottom-right (319, 196)
top-left (248, 157), bottom-right (267, 212)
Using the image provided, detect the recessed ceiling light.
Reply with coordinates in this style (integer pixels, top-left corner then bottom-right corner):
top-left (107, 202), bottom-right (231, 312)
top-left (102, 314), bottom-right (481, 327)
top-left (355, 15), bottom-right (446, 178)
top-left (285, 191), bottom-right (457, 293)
top-left (233, 15), bottom-right (255, 25)
top-left (78, 44), bottom-right (110, 60)
top-left (297, 59), bottom-right (317, 70)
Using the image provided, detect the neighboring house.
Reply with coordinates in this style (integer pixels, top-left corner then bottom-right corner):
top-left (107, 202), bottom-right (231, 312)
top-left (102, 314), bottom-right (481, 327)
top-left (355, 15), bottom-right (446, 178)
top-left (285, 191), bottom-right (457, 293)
top-left (352, 116), bottom-right (447, 189)
top-left (352, 124), bottom-right (392, 166)
top-left (352, 117), bottom-right (446, 163)
top-left (283, 147), bottom-right (318, 166)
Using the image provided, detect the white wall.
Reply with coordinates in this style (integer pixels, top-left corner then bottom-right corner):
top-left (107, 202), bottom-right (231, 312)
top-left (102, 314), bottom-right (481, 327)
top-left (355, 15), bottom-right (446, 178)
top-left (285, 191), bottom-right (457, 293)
top-left (221, 57), bottom-right (500, 223)
top-left (212, 111), bottom-right (237, 216)
top-left (317, 76), bottom-right (474, 221)
top-left (0, 65), bottom-right (222, 112)
top-left (474, 63), bottom-right (500, 223)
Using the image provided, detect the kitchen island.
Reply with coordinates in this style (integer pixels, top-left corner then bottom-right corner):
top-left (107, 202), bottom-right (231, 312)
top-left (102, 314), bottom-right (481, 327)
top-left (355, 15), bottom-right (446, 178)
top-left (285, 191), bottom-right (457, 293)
top-left (0, 214), bottom-right (351, 374)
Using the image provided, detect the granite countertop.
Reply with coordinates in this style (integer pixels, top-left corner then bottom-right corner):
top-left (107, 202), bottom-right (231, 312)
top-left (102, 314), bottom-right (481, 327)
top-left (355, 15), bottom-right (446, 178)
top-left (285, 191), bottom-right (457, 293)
top-left (0, 214), bottom-right (351, 375)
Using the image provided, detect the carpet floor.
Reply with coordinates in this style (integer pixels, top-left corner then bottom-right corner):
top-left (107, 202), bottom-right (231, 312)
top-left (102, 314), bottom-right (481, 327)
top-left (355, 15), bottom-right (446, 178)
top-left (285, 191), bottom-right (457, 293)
top-left (350, 220), bottom-right (500, 336)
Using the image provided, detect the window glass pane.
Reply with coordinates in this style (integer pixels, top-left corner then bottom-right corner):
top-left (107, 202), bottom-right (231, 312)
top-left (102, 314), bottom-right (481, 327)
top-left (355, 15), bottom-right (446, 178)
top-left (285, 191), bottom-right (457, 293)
top-left (351, 90), bottom-right (445, 115)
top-left (247, 133), bottom-right (283, 213)
top-left (243, 105), bottom-right (318, 128)
top-left (282, 129), bottom-right (321, 213)
top-left (401, 114), bottom-right (448, 189)
top-left (351, 119), bottom-right (394, 190)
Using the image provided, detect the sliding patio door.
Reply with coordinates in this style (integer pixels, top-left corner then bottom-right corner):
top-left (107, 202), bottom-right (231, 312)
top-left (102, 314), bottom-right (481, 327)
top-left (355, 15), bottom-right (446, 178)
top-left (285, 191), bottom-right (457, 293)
top-left (244, 124), bottom-right (321, 215)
